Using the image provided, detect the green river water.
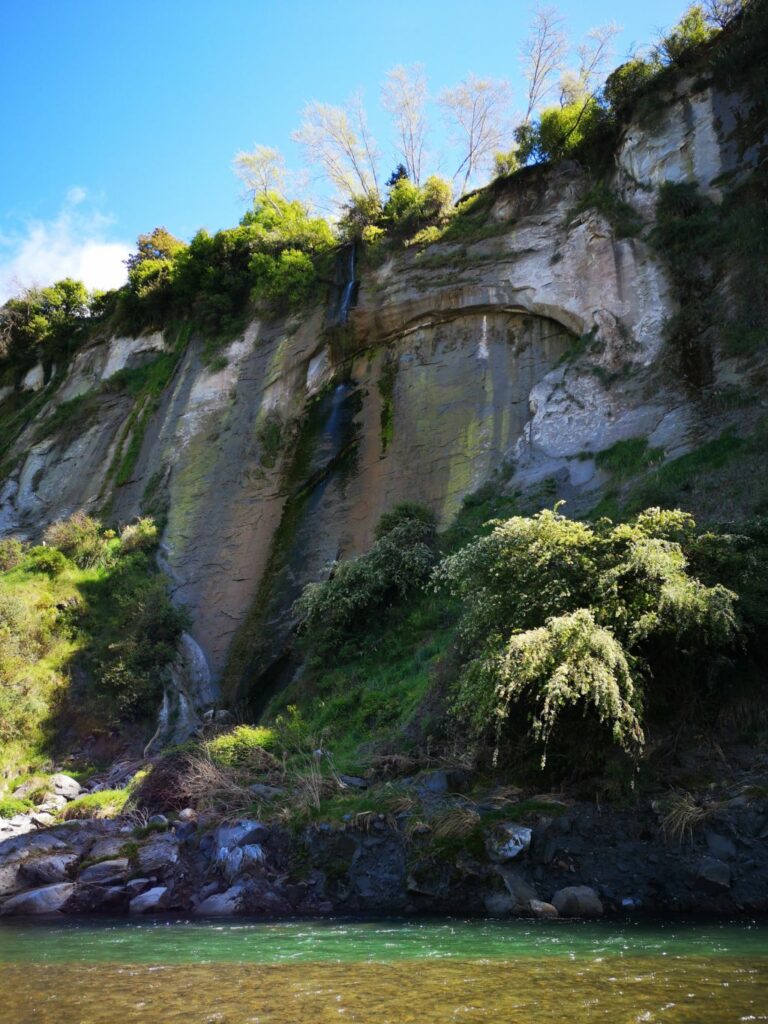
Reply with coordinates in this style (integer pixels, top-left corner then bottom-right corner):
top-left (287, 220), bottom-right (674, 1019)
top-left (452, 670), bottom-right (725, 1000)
top-left (0, 917), bottom-right (765, 1023)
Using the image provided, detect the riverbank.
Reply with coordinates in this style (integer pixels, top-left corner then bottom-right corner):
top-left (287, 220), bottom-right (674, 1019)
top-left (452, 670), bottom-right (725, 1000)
top-left (1, 761), bottom-right (766, 919)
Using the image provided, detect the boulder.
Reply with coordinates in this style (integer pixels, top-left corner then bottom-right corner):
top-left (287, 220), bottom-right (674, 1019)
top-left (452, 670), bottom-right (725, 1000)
top-left (129, 886), bottom-right (169, 914)
top-left (137, 835), bottom-right (179, 876)
top-left (49, 774), bottom-right (82, 800)
top-left (214, 820), bottom-right (266, 851)
top-left (218, 843), bottom-right (265, 883)
top-left (79, 858), bottom-right (130, 885)
top-left (178, 808), bottom-right (197, 823)
top-left (551, 885), bottom-right (604, 918)
top-left (705, 831), bottom-right (737, 862)
top-left (416, 770), bottom-right (450, 795)
top-left (0, 861), bottom-right (24, 896)
top-left (0, 882), bottom-right (75, 915)
top-left (20, 853), bottom-right (79, 886)
top-left (37, 794), bottom-right (68, 813)
top-left (497, 867), bottom-right (538, 909)
top-left (695, 857), bottom-right (731, 893)
top-left (87, 836), bottom-right (128, 861)
top-left (486, 823), bottom-right (532, 862)
top-left (484, 892), bottom-right (517, 916)
top-left (148, 815), bottom-right (168, 828)
top-left (529, 899), bottom-right (559, 919)
top-left (194, 885), bottom-right (244, 916)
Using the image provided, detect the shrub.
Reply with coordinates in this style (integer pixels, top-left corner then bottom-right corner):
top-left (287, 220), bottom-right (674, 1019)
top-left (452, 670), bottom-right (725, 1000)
top-left (486, 609), bottom-right (643, 766)
top-left (603, 58), bottom-right (661, 116)
top-left (294, 504), bottom-right (438, 658)
top-left (0, 538), bottom-right (24, 572)
top-left (25, 546), bottom-right (69, 576)
top-left (43, 512), bottom-right (110, 568)
top-left (436, 506), bottom-right (739, 767)
top-left (90, 567), bottom-right (188, 717)
top-left (657, 4), bottom-right (716, 64)
top-left (119, 517), bottom-right (159, 554)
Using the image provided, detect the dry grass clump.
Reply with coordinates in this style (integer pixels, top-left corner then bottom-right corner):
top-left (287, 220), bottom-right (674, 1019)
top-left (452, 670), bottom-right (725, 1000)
top-left (429, 806), bottom-right (481, 839)
top-left (659, 790), bottom-right (717, 843)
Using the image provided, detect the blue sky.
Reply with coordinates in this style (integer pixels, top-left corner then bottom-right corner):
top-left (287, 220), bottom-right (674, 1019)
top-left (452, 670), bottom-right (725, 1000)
top-left (0, 0), bottom-right (682, 299)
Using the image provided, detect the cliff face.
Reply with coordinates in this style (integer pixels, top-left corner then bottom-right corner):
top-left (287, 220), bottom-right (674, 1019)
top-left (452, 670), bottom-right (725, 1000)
top-left (0, 71), bottom-right (765, 715)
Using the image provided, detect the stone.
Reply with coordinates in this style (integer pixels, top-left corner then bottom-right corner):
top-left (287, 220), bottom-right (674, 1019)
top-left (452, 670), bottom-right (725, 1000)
top-left (528, 899), bottom-right (559, 919)
top-left (49, 774), bottom-right (82, 800)
top-left (497, 867), bottom-right (538, 909)
top-left (20, 853), bottom-right (79, 886)
top-left (37, 794), bottom-right (68, 813)
top-left (129, 886), bottom-right (169, 914)
top-left (248, 783), bottom-right (286, 801)
top-left (0, 882), bottom-right (75, 915)
top-left (79, 858), bottom-right (130, 885)
top-left (137, 836), bottom-right (179, 876)
top-left (705, 831), bottom-right (737, 862)
top-left (148, 815), bottom-right (169, 828)
top-left (551, 886), bottom-right (604, 918)
top-left (178, 808), bottom-right (197, 822)
top-left (214, 820), bottom-right (266, 851)
top-left (416, 770), bottom-right (450, 795)
top-left (338, 774), bottom-right (368, 790)
top-left (194, 885), bottom-right (245, 916)
top-left (87, 836), bottom-right (129, 861)
top-left (486, 824), bottom-right (533, 862)
top-left (484, 892), bottom-right (517, 916)
top-left (695, 857), bottom-right (731, 893)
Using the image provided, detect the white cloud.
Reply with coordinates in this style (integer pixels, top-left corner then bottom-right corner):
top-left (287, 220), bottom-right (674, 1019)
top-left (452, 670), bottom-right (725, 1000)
top-left (0, 189), bottom-right (131, 302)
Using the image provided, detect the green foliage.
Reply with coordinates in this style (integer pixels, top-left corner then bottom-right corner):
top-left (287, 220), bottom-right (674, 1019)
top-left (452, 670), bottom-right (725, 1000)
top-left (649, 175), bottom-right (768, 379)
top-left (0, 513), bottom-right (184, 773)
top-left (516, 98), bottom-right (611, 165)
top-left (250, 248), bottom-right (318, 312)
top-left (657, 5), bottom-right (716, 64)
top-left (571, 182), bottom-right (644, 239)
top-left (294, 504), bottom-right (438, 660)
top-left (595, 438), bottom-right (664, 479)
top-left (382, 176), bottom-right (454, 241)
top-left (206, 724), bottom-right (277, 768)
top-left (61, 788), bottom-right (130, 820)
top-left (435, 506), bottom-right (740, 766)
top-left (0, 796), bottom-right (31, 818)
top-left (85, 558), bottom-right (188, 717)
top-left (125, 226), bottom-right (186, 271)
top-left (43, 512), bottom-right (111, 569)
top-left (484, 609), bottom-right (643, 766)
top-left (0, 277), bottom-right (96, 383)
top-left (603, 58), bottom-right (662, 117)
top-left (25, 546), bottom-right (69, 577)
top-left (0, 539), bottom-right (24, 572)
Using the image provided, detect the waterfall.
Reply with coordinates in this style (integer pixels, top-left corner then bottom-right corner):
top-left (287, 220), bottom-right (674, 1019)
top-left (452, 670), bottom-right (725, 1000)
top-left (478, 314), bottom-right (489, 360)
top-left (336, 243), bottom-right (357, 324)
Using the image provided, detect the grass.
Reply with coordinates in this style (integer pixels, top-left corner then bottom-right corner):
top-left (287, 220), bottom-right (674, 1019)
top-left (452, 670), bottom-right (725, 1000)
top-left (570, 182), bottom-right (644, 240)
top-left (595, 438), bottom-right (665, 480)
top-left (206, 724), bottom-right (277, 768)
top-left (267, 593), bottom-right (457, 774)
top-left (60, 788), bottom-right (131, 820)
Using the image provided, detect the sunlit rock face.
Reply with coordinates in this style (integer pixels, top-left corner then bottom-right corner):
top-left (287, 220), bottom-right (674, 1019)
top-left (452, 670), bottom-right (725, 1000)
top-left (0, 71), bottom-right (764, 702)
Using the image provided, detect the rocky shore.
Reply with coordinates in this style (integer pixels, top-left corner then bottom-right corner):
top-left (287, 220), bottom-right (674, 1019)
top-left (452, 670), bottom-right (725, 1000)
top-left (2, 767), bottom-right (767, 919)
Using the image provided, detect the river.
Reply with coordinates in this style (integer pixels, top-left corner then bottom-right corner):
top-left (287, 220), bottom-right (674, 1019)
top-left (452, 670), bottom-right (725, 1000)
top-left (0, 916), bottom-right (765, 1022)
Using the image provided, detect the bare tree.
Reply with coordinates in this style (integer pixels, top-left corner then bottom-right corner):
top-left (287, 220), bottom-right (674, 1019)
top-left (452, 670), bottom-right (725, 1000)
top-left (576, 22), bottom-right (621, 94)
top-left (703, 0), bottom-right (747, 26)
top-left (520, 4), bottom-right (569, 121)
top-left (439, 75), bottom-right (512, 195)
top-left (382, 64), bottom-right (429, 185)
top-left (292, 95), bottom-right (380, 207)
top-left (233, 145), bottom-right (287, 207)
